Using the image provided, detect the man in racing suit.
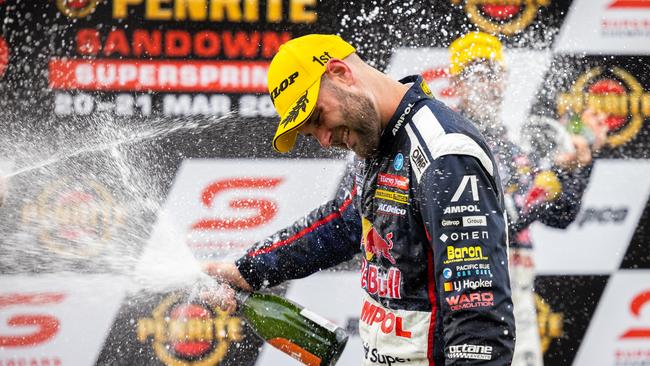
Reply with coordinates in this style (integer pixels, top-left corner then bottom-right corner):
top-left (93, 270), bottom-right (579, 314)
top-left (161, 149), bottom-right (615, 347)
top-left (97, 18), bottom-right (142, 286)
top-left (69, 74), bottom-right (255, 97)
top-left (204, 34), bottom-right (516, 365)
top-left (449, 32), bottom-right (594, 366)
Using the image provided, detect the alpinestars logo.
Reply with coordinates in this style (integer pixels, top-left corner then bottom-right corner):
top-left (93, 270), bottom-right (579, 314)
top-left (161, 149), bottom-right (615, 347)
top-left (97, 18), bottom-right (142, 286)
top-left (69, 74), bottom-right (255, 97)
top-left (450, 0), bottom-right (550, 36)
top-left (447, 344), bottom-right (493, 360)
top-left (557, 66), bottom-right (650, 147)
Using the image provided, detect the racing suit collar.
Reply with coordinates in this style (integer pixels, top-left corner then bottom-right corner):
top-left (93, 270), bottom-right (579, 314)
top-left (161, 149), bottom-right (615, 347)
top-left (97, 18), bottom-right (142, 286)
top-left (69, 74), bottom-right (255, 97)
top-left (378, 75), bottom-right (432, 155)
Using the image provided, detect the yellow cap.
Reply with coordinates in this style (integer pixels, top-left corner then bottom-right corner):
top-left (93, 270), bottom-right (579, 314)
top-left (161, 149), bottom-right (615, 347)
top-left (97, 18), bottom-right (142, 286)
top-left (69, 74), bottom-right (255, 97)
top-left (267, 34), bottom-right (356, 153)
top-left (449, 32), bottom-right (504, 76)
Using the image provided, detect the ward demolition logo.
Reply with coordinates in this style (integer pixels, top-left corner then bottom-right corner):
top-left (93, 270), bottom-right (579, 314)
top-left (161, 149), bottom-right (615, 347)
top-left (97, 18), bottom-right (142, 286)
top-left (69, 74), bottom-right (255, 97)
top-left (451, 0), bottom-right (550, 36)
top-left (138, 292), bottom-right (243, 366)
top-left (557, 66), bottom-right (650, 147)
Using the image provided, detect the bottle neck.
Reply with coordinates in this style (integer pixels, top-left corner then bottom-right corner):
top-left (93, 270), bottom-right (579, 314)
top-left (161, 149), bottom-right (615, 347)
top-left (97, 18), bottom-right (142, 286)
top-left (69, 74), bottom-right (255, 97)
top-left (234, 290), bottom-right (251, 306)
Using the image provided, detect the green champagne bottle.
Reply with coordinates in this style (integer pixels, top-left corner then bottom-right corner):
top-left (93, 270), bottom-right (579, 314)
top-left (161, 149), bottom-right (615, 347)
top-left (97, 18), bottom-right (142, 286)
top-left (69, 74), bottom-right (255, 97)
top-left (235, 291), bottom-right (348, 366)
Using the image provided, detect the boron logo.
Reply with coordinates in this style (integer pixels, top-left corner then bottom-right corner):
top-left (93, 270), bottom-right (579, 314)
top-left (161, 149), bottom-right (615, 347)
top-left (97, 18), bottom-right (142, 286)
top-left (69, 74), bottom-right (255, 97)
top-left (557, 67), bottom-right (650, 147)
top-left (137, 292), bottom-right (243, 366)
top-left (20, 179), bottom-right (124, 257)
top-left (55, 0), bottom-right (99, 18)
top-left (450, 0), bottom-right (550, 36)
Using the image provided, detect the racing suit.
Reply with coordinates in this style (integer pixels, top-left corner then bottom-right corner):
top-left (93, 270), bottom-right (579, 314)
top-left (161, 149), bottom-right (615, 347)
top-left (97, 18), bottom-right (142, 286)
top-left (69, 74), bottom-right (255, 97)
top-left (468, 124), bottom-right (591, 366)
top-left (237, 76), bottom-right (516, 365)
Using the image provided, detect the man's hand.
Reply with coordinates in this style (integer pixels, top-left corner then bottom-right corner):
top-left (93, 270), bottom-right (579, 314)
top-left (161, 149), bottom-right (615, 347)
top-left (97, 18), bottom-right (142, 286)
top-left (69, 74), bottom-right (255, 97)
top-left (555, 135), bottom-right (592, 170)
top-left (200, 262), bottom-right (253, 312)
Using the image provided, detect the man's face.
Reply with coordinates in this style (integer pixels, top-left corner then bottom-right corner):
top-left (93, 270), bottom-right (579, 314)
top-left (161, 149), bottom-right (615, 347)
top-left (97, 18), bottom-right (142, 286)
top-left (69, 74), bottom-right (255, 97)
top-left (298, 77), bottom-right (382, 158)
top-left (454, 61), bottom-right (506, 127)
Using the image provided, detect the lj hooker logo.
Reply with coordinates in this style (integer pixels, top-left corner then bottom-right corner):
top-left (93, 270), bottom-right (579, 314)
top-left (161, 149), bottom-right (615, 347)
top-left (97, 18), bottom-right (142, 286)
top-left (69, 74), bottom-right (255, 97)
top-left (21, 179), bottom-right (123, 257)
top-left (557, 67), bottom-right (650, 147)
top-left (137, 292), bottom-right (242, 366)
top-left (451, 0), bottom-right (550, 36)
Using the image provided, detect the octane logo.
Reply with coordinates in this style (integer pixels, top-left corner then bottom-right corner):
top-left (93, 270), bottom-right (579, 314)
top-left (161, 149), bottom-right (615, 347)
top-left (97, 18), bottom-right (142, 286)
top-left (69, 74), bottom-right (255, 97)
top-left (557, 67), bottom-right (650, 147)
top-left (451, 0), bottom-right (550, 36)
top-left (55, 0), bottom-right (99, 18)
top-left (535, 294), bottom-right (563, 354)
top-left (21, 179), bottom-right (123, 257)
top-left (137, 292), bottom-right (242, 366)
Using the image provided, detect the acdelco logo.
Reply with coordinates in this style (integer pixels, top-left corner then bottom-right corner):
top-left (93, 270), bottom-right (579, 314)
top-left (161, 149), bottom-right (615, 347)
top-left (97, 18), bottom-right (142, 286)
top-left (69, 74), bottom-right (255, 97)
top-left (21, 179), bottom-right (123, 257)
top-left (192, 177), bottom-right (282, 231)
top-left (620, 290), bottom-right (650, 339)
top-left (137, 292), bottom-right (242, 366)
top-left (535, 294), bottom-right (563, 354)
top-left (0, 292), bottom-right (64, 347)
top-left (55, 0), bottom-right (99, 18)
top-left (557, 67), bottom-right (650, 147)
top-left (450, 0), bottom-right (550, 36)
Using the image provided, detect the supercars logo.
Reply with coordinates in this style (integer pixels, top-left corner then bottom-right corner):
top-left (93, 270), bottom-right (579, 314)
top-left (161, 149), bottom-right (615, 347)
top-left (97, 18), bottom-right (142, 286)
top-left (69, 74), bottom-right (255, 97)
top-left (608, 0), bottom-right (650, 8)
top-left (535, 294), bottom-right (563, 353)
top-left (557, 67), bottom-right (650, 147)
top-left (361, 217), bottom-right (396, 264)
top-left (55, 0), bottom-right (99, 18)
top-left (21, 179), bottom-right (124, 257)
top-left (451, 0), bottom-right (550, 36)
top-left (137, 292), bottom-right (242, 366)
top-left (620, 290), bottom-right (650, 339)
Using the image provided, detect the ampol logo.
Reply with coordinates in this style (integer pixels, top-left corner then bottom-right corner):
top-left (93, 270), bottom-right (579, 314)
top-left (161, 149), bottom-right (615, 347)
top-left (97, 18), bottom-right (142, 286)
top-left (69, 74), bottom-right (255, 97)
top-left (557, 67), bottom-right (650, 147)
top-left (451, 0), bottom-right (550, 36)
top-left (137, 292), bottom-right (243, 366)
top-left (55, 0), bottom-right (99, 18)
top-left (361, 217), bottom-right (396, 265)
top-left (20, 179), bottom-right (124, 257)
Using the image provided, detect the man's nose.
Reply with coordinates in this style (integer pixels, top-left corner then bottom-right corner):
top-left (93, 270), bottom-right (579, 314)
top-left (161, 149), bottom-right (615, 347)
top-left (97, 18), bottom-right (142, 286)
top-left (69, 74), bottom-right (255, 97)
top-left (313, 126), bottom-right (332, 148)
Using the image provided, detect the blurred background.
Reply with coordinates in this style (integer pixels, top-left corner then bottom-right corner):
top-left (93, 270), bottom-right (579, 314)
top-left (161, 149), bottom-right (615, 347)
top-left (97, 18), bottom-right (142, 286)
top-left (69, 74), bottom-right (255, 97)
top-left (0, 0), bottom-right (648, 365)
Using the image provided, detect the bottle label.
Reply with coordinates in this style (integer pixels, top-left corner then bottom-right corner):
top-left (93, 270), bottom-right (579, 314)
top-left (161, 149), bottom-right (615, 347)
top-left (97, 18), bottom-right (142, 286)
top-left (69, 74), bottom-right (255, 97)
top-left (300, 308), bottom-right (338, 333)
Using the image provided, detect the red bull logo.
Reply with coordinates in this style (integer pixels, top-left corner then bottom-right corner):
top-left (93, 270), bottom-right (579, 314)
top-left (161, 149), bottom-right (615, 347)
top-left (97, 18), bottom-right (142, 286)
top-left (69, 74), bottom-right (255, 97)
top-left (362, 217), bottom-right (396, 265)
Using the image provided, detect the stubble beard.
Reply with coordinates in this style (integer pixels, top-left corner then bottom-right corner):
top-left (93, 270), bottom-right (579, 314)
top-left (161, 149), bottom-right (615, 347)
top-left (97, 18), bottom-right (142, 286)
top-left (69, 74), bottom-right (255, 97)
top-left (331, 85), bottom-right (382, 159)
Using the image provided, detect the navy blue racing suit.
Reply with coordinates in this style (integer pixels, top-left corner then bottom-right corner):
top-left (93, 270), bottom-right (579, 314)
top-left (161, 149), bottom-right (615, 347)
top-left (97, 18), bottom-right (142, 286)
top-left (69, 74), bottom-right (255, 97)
top-left (237, 76), bottom-right (516, 365)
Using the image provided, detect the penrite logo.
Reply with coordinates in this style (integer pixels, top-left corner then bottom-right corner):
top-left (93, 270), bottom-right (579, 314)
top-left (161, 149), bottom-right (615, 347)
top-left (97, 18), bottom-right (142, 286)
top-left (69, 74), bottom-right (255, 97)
top-left (557, 67), bottom-right (650, 147)
top-left (192, 177), bottom-right (282, 231)
top-left (450, 0), bottom-right (550, 36)
top-left (619, 290), bottom-right (650, 340)
top-left (360, 299), bottom-right (412, 338)
top-left (21, 179), bottom-right (124, 257)
top-left (56, 0), bottom-right (99, 18)
top-left (0, 292), bottom-right (64, 348)
top-left (535, 294), bottom-right (563, 354)
top-left (137, 292), bottom-right (242, 366)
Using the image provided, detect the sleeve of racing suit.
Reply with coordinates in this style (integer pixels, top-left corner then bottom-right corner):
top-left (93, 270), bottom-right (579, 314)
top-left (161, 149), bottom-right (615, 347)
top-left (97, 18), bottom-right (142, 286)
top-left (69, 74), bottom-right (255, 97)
top-left (415, 154), bottom-right (515, 365)
top-left (513, 163), bottom-right (593, 232)
top-left (235, 166), bottom-right (361, 290)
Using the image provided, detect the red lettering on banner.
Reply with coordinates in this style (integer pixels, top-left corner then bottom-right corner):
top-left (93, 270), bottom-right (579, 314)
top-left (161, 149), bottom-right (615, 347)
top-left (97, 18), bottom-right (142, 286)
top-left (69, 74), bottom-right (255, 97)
top-left (48, 59), bottom-right (270, 93)
top-left (377, 173), bottom-right (409, 191)
top-left (192, 178), bottom-right (283, 231)
top-left (76, 29), bottom-right (100, 55)
top-left (360, 300), bottom-right (411, 338)
top-left (103, 30), bottom-right (130, 57)
top-left (360, 259), bottom-right (402, 299)
top-left (133, 30), bottom-right (163, 57)
top-left (0, 293), bottom-right (64, 347)
top-left (166, 30), bottom-right (191, 57)
top-left (620, 290), bottom-right (650, 339)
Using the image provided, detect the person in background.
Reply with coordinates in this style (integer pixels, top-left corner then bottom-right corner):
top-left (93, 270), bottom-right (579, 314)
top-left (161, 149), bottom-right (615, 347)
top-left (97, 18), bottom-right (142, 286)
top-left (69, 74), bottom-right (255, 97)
top-left (202, 33), bottom-right (516, 365)
top-left (449, 32), bottom-right (595, 366)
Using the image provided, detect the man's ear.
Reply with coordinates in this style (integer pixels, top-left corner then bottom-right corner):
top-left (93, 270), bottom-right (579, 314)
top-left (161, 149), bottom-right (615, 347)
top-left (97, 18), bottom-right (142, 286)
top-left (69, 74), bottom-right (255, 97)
top-left (324, 59), bottom-right (354, 86)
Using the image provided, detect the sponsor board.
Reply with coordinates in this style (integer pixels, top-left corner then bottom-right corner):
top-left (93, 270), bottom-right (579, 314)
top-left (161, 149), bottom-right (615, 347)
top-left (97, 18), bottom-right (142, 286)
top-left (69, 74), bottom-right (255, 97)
top-left (554, 0), bottom-right (650, 55)
top-left (136, 159), bottom-right (346, 285)
top-left (0, 275), bottom-right (127, 366)
top-left (573, 271), bottom-right (650, 366)
top-left (532, 160), bottom-right (650, 274)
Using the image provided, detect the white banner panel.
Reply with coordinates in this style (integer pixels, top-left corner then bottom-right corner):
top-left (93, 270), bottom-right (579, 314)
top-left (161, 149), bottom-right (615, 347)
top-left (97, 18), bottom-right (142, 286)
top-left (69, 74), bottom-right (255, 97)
top-left (386, 47), bottom-right (552, 140)
top-left (573, 270), bottom-right (650, 365)
top-left (255, 272), bottom-right (365, 366)
top-left (555, 0), bottom-right (650, 55)
top-left (532, 160), bottom-right (650, 275)
top-left (0, 274), bottom-right (127, 366)
top-left (135, 159), bottom-right (348, 289)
